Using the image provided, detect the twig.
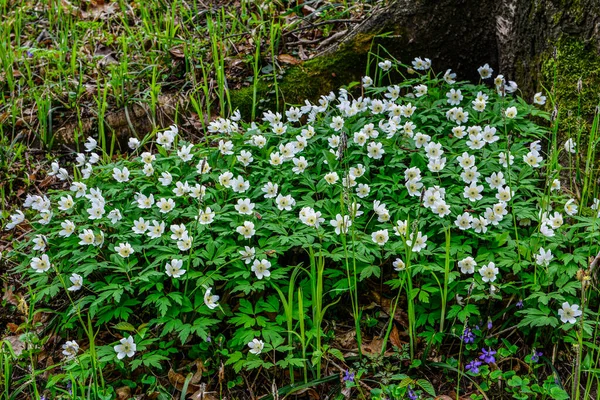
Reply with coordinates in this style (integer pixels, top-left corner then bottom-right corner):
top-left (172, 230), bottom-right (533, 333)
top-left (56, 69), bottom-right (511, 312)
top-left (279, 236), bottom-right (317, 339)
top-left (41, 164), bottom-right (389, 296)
top-left (284, 19), bottom-right (361, 36)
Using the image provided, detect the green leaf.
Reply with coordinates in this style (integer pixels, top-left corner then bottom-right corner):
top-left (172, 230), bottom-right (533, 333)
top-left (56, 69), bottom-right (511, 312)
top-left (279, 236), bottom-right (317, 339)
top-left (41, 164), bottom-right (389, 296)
top-left (113, 322), bottom-right (136, 331)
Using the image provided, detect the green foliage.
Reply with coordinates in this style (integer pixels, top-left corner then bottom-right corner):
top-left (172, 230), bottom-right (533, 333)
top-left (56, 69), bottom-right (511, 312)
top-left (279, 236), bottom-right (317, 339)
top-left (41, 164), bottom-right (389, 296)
top-left (4, 56), bottom-right (600, 397)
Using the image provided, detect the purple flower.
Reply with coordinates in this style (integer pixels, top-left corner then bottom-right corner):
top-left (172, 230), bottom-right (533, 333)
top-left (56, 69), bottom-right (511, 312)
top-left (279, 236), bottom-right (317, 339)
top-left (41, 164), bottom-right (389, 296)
top-left (461, 326), bottom-right (475, 344)
top-left (487, 319), bottom-right (493, 330)
top-left (479, 348), bottom-right (497, 364)
top-left (343, 370), bottom-right (355, 382)
top-left (516, 300), bottom-right (524, 309)
top-left (66, 381), bottom-right (72, 394)
top-left (465, 359), bottom-right (482, 374)
top-left (531, 351), bottom-right (543, 363)
top-left (407, 386), bottom-right (418, 400)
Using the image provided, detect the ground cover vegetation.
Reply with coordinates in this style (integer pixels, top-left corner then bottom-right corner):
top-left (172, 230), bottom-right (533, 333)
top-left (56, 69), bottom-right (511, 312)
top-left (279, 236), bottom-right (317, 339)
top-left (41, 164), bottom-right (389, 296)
top-left (1, 1), bottom-right (600, 399)
top-left (3, 54), bottom-right (600, 398)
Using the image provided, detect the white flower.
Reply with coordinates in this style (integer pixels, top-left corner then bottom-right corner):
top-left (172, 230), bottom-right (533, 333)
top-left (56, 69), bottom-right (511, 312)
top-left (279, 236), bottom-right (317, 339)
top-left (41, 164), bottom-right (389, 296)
top-left (141, 152), bottom-right (155, 164)
top-left (68, 273), bottom-right (83, 291)
top-left (443, 69), bottom-right (456, 84)
top-left (5, 210), bottom-right (25, 230)
top-left (486, 172), bottom-right (506, 190)
top-left (393, 258), bottom-right (405, 271)
top-left (324, 172), bottom-right (340, 185)
top-left (463, 183), bottom-right (484, 202)
top-left (407, 231), bottom-right (427, 252)
top-left (275, 194), bottom-right (295, 211)
top-left (252, 259), bottom-right (271, 279)
top-left (84, 137), bottom-right (97, 152)
top-left (455, 212), bottom-right (473, 230)
top-left (147, 220), bottom-right (165, 239)
top-left (330, 214), bottom-right (351, 235)
top-left (234, 198), bottom-right (255, 215)
top-left (173, 181), bottom-right (190, 197)
top-left (446, 89), bottom-right (463, 105)
top-left (535, 248), bottom-right (553, 266)
top-left (565, 199), bottom-right (578, 216)
top-left (248, 338), bottom-right (265, 355)
top-left (62, 340), bottom-right (79, 359)
top-left (458, 257), bottom-right (477, 274)
top-left (197, 207), bottom-right (215, 225)
top-left (70, 182), bottom-right (87, 198)
top-left (128, 137), bottom-right (140, 149)
top-left (132, 217), bottom-right (149, 234)
top-left (292, 156), bottom-right (308, 174)
top-left (472, 216), bottom-right (489, 233)
top-left (479, 262), bottom-right (499, 283)
top-left (143, 163), bottom-right (154, 176)
top-left (170, 223), bottom-right (188, 240)
top-left (461, 167), bottom-right (480, 184)
top-left (156, 198), bottom-right (175, 213)
top-left (371, 229), bottom-right (389, 246)
top-left (533, 92), bottom-right (547, 105)
top-left (112, 167), bottom-right (130, 183)
top-left (262, 182), bottom-right (278, 199)
top-left (204, 287), bottom-right (220, 310)
top-left (564, 138), bottom-right (576, 154)
top-left (496, 186), bottom-right (513, 202)
top-left (115, 242), bottom-right (134, 258)
top-left (114, 336), bottom-right (136, 359)
top-left (59, 220), bottom-right (76, 237)
top-left (499, 152), bottom-right (515, 167)
top-left (237, 150), bottom-right (254, 167)
top-left (158, 172), bottom-right (173, 186)
top-left (165, 259), bottom-right (186, 278)
top-left (551, 179), bottom-right (561, 192)
top-left (31, 254), bottom-right (51, 273)
top-left (457, 152), bottom-right (475, 169)
top-left (414, 84), bottom-right (428, 97)
top-left (378, 60), bottom-right (392, 71)
top-left (362, 76), bottom-right (373, 87)
top-left (367, 142), bottom-right (385, 159)
top-left (177, 236), bottom-right (193, 251)
top-left (505, 106), bottom-right (518, 119)
top-left (178, 144), bottom-right (194, 162)
top-left (558, 302), bottom-right (582, 324)
top-left (108, 209), bottom-right (122, 224)
top-left (540, 223), bottom-right (555, 237)
top-left (477, 63), bottom-right (493, 79)
top-left (32, 235), bottom-right (47, 251)
top-left (231, 176), bottom-right (250, 193)
top-left (57, 195), bottom-right (75, 211)
top-left (356, 183), bottom-right (370, 198)
top-left (237, 221), bottom-right (256, 239)
top-left (196, 158), bottom-right (211, 174)
top-left (78, 229), bottom-right (96, 245)
top-left (239, 246), bottom-right (256, 264)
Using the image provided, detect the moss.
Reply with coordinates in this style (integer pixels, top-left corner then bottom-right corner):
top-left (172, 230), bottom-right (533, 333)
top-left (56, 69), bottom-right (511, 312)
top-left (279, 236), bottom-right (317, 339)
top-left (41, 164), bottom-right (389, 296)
top-left (541, 37), bottom-right (600, 139)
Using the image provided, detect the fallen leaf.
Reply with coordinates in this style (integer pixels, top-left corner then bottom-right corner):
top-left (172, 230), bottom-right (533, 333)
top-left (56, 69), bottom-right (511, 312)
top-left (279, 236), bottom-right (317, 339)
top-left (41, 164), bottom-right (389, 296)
top-left (2, 284), bottom-right (19, 307)
top-left (7, 323), bottom-right (20, 333)
top-left (169, 46), bottom-right (185, 59)
top-left (389, 324), bottom-right (406, 349)
top-left (190, 359), bottom-right (207, 384)
top-left (277, 54), bottom-right (301, 65)
top-left (168, 369), bottom-right (200, 394)
top-left (4, 336), bottom-right (25, 356)
top-left (116, 386), bottom-right (131, 400)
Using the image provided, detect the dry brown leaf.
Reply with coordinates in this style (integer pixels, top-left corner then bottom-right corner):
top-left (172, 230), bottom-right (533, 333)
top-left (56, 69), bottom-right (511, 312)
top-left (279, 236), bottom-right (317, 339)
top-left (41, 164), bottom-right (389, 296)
top-left (116, 386), bottom-right (131, 400)
top-left (168, 369), bottom-right (200, 394)
top-left (82, 1), bottom-right (118, 20)
top-left (277, 54), bottom-right (301, 65)
top-left (389, 324), bottom-right (405, 349)
top-left (2, 284), bottom-right (19, 307)
top-left (6, 323), bottom-right (20, 333)
top-left (4, 336), bottom-right (25, 356)
top-left (190, 359), bottom-right (207, 384)
top-left (169, 46), bottom-right (185, 59)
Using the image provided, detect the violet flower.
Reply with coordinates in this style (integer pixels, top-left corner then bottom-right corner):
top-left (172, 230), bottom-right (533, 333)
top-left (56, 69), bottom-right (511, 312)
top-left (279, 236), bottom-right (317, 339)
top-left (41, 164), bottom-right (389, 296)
top-left (479, 348), bottom-right (497, 364)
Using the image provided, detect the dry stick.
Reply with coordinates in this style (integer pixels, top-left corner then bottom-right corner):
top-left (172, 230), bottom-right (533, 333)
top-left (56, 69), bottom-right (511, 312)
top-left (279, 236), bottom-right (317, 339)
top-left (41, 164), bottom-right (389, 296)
top-left (316, 29), bottom-right (348, 50)
top-left (284, 19), bottom-right (361, 36)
